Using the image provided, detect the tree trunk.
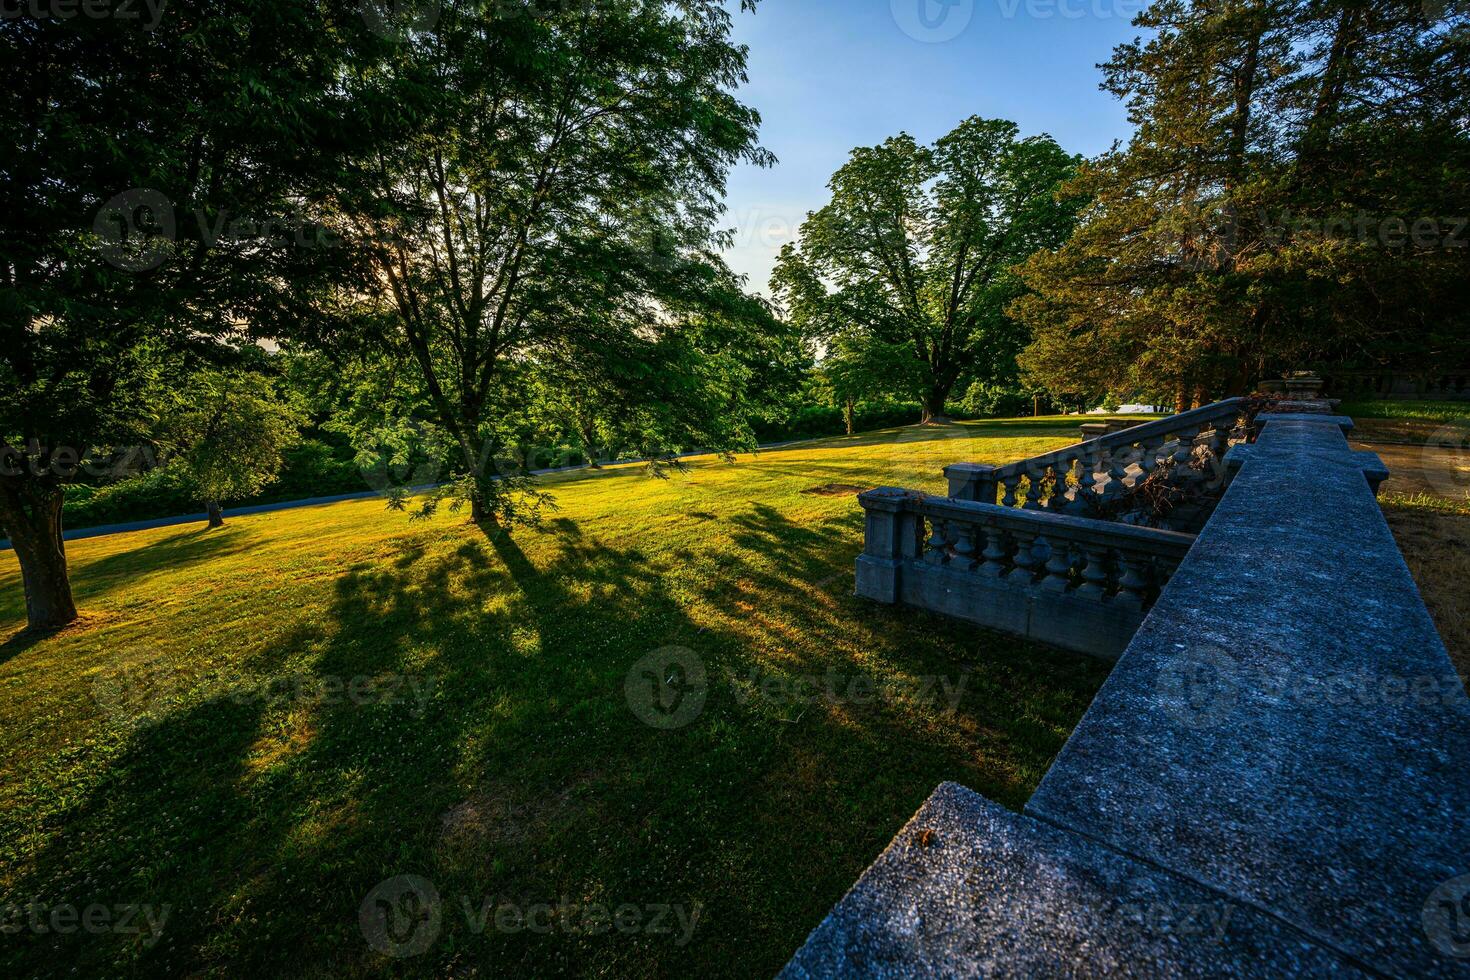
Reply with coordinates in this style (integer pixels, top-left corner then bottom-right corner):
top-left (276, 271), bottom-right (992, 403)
top-left (920, 385), bottom-right (951, 424)
top-left (0, 478), bottom-right (78, 632)
top-left (206, 499), bottom-right (224, 528)
top-left (844, 395), bottom-right (855, 436)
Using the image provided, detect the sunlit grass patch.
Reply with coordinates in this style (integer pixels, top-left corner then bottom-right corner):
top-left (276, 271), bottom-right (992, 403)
top-left (0, 419), bottom-right (1108, 978)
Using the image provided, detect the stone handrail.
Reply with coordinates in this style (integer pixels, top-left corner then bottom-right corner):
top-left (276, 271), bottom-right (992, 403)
top-left (857, 488), bottom-right (1195, 659)
top-left (945, 397), bottom-right (1247, 514)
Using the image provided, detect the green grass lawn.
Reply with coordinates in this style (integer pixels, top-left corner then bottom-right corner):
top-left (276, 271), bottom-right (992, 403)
top-left (0, 418), bottom-right (1111, 978)
top-left (1339, 398), bottom-right (1470, 423)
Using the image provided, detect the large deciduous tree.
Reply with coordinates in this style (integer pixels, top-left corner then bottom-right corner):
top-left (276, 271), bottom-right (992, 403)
top-left (1, 0), bottom-right (393, 630)
top-left (331, 0), bottom-right (777, 527)
top-left (1013, 0), bottom-right (1470, 408)
top-left (772, 117), bottom-right (1080, 422)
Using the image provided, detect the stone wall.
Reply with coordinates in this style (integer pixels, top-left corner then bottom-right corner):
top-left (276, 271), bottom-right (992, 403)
top-left (783, 411), bottom-right (1470, 977)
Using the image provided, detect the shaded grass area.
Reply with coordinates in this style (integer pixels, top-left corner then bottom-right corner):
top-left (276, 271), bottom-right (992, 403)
top-left (0, 419), bottom-right (1109, 978)
top-left (1382, 494), bottom-right (1470, 684)
top-left (1361, 402), bottom-right (1470, 683)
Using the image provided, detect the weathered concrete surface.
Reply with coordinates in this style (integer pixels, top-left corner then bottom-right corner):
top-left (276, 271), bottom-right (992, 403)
top-left (1028, 413), bottom-right (1470, 976)
top-left (780, 783), bottom-right (1367, 979)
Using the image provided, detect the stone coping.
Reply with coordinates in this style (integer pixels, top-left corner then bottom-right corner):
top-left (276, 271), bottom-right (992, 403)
top-left (780, 783), bottom-right (1366, 979)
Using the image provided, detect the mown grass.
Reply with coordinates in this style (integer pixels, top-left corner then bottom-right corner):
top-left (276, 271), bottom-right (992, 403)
top-left (1339, 398), bottom-right (1470, 423)
top-left (0, 418), bottom-right (1110, 978)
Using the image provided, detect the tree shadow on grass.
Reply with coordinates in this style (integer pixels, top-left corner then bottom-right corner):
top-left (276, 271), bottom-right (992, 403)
top-left (68, 526), bottom-right (263, 606)
top-left (2, 503), bottom-right (1108, 979)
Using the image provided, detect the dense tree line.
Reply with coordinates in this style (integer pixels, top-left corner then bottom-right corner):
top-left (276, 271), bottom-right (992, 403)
top-left (1013, 0), bottom-right (1470, 408)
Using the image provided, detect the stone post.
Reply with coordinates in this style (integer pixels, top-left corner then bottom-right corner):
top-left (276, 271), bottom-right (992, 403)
top-left (944, 463), bottom-right (998, 505)
top-left (855, 488), bottom-right (919, 604)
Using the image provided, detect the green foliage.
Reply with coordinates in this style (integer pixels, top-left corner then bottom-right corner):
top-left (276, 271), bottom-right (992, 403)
top-left (315, 0), bottom-right (779, 525)
top-left (62, 466), bottom-right (199, 529)
top-left (1014, 0), bottom-right (1470, 406)
top-left (164, 371), bottom-right (307, 510)
top-left (773, 116), bottom-right (1081, 419)
top-left (957, 380), bottom-right (1033, 419)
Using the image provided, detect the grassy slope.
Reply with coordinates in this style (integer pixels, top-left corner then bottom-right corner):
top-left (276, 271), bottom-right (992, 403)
top-left (0, 419), bottom-right (1109, 978)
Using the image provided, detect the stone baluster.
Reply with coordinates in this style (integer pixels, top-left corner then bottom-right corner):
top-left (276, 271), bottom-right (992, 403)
top-left (1000, 473), bottom-right (1023, 509)
top-left (925, 517), bottom-right (950, 564)
top-left (1038, 535), bottom-right (1072, 592)
top-left (1023, 465), bottom-right (1046, 510)
top-left (979, 523), bottom-right (1009, 578)
top-left (1100, 447), bottom-right (1130, 503)
top-left (1138, 436), bottom-right (1165, 478)
top-left (953, 520), bottom-right (979, 570)
top-left (1076, 544), bottom-right (1111, 599)
top-left (1007, 528), bottom-right (1040, 586)
top-left (1113, 550), bottom-right (1150, 610)
top-left (1046, 462), bottom-right (1070, 510)
top-left (1169, 430), bottom-right (1196, 479)
top-left (1069, 450), bottom-right (1099, 515)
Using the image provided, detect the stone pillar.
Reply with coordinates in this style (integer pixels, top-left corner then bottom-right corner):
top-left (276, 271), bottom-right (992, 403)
top-left (855, 488), bottom-right (919, 604)
top-left (944, 463), bottom-right (997, 504)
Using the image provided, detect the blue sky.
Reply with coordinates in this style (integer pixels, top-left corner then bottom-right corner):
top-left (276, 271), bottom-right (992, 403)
top-left (721, 0), bottom-right (1149, 292)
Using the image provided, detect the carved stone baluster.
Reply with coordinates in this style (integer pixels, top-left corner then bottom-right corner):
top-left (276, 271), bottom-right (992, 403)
top-left (1076, 544), bottom-right (1111, 599)
top-left (1169, 430), bottom-right (1196, 479)
top-left (1000, 474), bottom-right (1023, 508)
top-left (1114, 550), bottom-right (1150, 610)
top-left (979, 523), bottom-right (1009, 577)
top-left (1046, 462), bottom-right (1070, 510)
top-left (1007, 529), bottom-right (1040, 586)
top-left (1100, 447), bottom-right (1130, 502)
top-left (953, 520), bottom-right (978, 570)
top-left (1038, 535), bottom-right (1072, 592)
top-left (1069, 451), bottom-right (1099, 515)
top-left (925, 517), bottom-right (949, 564)
top-left (1138, 436), bottom-right (1164, 478)
top-left (1023, 465), bottom-right (1045, 510)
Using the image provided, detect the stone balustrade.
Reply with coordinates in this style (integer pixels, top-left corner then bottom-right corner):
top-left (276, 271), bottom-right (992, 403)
top-left (785, 406), bottom-right (1470, 979)
top-left (856, 489), bottom-right (1195, 659)
top-left (945, 397), bottom-right (1246, 529)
